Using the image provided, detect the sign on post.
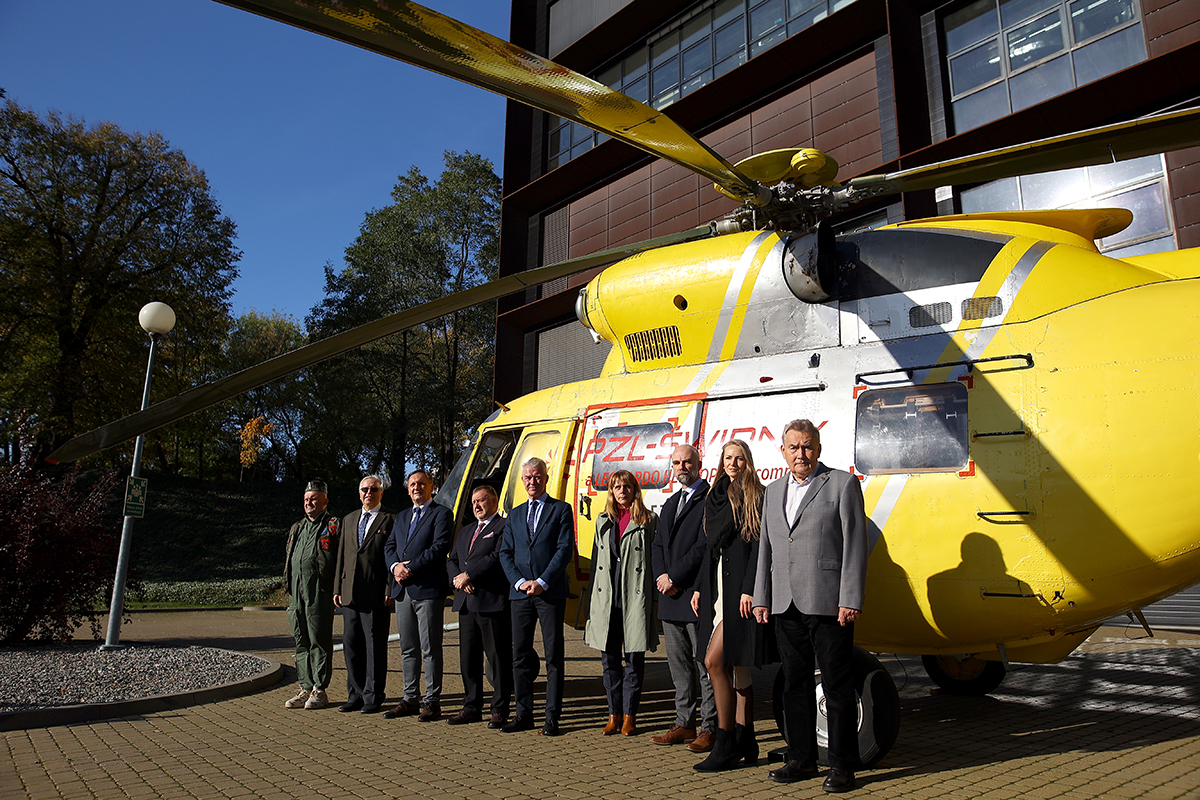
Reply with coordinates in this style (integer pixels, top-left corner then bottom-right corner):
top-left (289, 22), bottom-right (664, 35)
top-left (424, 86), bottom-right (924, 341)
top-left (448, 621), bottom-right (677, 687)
top-left (124, 476), bottom-right (148, 518)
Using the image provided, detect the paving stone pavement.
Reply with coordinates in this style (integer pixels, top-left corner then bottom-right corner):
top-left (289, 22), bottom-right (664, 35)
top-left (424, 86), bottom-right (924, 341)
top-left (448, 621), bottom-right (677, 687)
top-left (2, 610), bottom-right (1198, 799)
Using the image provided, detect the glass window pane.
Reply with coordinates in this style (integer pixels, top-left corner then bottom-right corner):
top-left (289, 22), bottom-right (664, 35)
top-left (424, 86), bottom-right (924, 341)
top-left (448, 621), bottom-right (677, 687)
top-left (790, 0), bottom-right (824, 15)
top-left (1008, 11), bottom-right (1065, 71)
top-left (548, 126), bottom-right (565, 156)
top-left (652, 87), bottom-right (680, 109)
top-left (1071, 0), bottom-right (1136, 43)
top-left (1073, 24), bottom-right (1145, 86)
top-left (623, 48), bottom-right (648, 82)
top-left (625, 75), bottom-right (649, 104)
top-left (599, 64), bottom-right (621, 89)
top-left (652, 57), bottom-right (679, 98)
top-left (951, 81), bottom-right (1010, 133)
top-left (714, 0), bottom-right (743, 29)
top-left (830, 0), bottom-right (855, 10)
top-left (999, 0), bottom-right (1056, 27)
top-left (789, 6), bottom-right (828, 33)
top-left (855, 384), bottom-right (970, 474)
top-left (1020, 167), bottom-right (1087, 208)
top-left (945, 0), bottom-right (999, 54)
top-left (961, 177), bottom-right (1020, 212)
top-left (651, 31), bottom-right (679, 64)
top-left (950, 38), bottom-right (1002, 95)
top-left (715, 50), bottom-right (747, 78)
top-left (751, 25), bottom-right (788, 56)
top-left (1099, 183), bottom-right (1168, 245)
top-left (714, 19), bottom-right (746, 62)
top-left (571, 138), bottom-right (593, 159)
top-left (682, 71), bottom-right (710, 96)
top-left (751, 0), bottom-right (786, 40)
top-left (1089, 154), bottom-right (1162, 195)
top-left (683, 40), bottom-right (713, 77)
top-left (1105, 235), bottom-right (1174, 258)
top-left (682, 14), bottom-right (711, 49)
top-left (1009, 53), bottom-right (1072, 110)
top-left (571, 122), bottom-right (593, 145)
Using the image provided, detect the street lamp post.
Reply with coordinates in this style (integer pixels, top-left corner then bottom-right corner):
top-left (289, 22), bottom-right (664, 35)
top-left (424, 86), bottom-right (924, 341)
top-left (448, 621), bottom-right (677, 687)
top-left (101, 301), bottom-right (176, 651)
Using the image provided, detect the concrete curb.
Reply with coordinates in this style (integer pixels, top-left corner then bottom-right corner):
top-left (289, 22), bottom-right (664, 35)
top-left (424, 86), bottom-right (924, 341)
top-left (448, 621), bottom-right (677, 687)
top-left (0, 649), bottom-right (285, 732)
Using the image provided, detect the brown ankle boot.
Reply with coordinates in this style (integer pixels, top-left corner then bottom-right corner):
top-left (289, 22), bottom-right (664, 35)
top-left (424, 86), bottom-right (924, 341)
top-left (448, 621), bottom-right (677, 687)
top-left (621, 713), bottom-right (637, 736)
top-left (602, 714), bottom-right (623, 735)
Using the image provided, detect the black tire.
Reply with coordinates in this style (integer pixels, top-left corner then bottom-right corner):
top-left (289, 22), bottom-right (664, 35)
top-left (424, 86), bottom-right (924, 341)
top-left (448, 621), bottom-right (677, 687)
top-left (921, 654), bottom-right (1007, 695)
top-left (771, 646), bottom-right (901, 768)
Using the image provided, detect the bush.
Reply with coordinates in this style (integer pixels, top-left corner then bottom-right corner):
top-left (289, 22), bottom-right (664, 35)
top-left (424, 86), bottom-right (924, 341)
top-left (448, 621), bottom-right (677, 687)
top-left (135, 578), bottom-right (282, 607)
top-left (0, 424), bottom-right (125, 643)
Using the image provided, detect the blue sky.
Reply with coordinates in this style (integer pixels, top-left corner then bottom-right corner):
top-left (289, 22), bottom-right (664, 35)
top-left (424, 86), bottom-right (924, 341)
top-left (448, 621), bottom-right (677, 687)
top-left (0, 0), bottom-right (510, 325)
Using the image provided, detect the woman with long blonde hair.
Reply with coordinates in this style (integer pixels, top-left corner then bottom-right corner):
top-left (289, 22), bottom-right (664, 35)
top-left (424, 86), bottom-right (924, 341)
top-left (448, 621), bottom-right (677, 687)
top-left (691, 440), bottom-right (775, 771)
top-left (584, 470), bottom-right (659, 736)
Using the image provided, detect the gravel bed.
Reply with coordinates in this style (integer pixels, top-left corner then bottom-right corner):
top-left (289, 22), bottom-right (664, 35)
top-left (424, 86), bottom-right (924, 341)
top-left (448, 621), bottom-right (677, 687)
top-left (0, 643), bottom-right (269, 712)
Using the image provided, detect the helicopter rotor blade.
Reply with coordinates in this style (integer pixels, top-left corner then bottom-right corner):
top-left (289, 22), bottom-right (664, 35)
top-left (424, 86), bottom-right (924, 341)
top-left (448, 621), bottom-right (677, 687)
top-left (46, 225), bottom-right (713, 464)
top-left (845, 106), bottom-right (1200, 200)
top-left (216, 0), bottom-right (769, 206)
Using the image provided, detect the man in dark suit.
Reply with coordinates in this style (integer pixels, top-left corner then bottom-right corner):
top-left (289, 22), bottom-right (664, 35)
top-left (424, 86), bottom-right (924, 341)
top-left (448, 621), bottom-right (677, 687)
top-left (383, 469), bottom-right (453, 722)
top-left (649, 444), bottom-right (717, 751)
top-left (333, 475), bottom-right (396, 714)
top-left (499, 456), bottom-right (574, 736)
top-left (753, 420), bottom-right (868, 793)
top-left (445, 484), bottom-right (512, 727)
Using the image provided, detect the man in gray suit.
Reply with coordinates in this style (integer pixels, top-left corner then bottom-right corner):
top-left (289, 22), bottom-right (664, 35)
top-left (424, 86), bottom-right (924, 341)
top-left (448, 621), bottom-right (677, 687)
top-left (334, 475), bottom-right (396, 713)
top-left (753, 419), bottom-right (868, 793)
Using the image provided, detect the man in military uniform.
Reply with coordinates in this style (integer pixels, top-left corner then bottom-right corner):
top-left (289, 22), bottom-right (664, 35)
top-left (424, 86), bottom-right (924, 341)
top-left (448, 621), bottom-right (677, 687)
top-left (284, 479), bottom-right (340, 709)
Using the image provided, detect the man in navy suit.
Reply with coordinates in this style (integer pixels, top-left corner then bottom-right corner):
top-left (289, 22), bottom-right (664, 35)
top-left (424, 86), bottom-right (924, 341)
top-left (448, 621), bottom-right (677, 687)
top-left (649, 444), bottom-right (716, 750)
top-left (499, 457), bottom-right (574, 736)
top-left (383, 469), bottom-right (453, 722)
top-left (445, 484), bottom-right (512, 727)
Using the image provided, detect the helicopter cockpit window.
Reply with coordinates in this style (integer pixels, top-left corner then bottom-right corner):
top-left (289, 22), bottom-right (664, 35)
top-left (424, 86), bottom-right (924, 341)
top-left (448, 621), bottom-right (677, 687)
top-left (855, 384), bottom-right (969, 474)
top-left (589, 423), bottom-right (675, 491)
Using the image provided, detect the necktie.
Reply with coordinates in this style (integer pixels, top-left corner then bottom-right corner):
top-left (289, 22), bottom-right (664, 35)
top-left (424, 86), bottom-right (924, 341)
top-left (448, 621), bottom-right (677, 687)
top-left (409, 506), bottom-right (421, 540)
top-left (469, 520), bottom-right (486, 551)
top-left (526, 500), bottom-right (538, 541)
top-left (358, 511), bottom-right (369, 546)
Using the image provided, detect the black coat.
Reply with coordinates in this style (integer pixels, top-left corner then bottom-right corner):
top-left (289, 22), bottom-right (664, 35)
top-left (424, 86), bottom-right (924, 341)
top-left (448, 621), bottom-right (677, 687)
top-left (335, 506), bottom-right (396, 609)
top-left (651, 479), bottom-right (709, 623)
top-left (696, 476), bottom-right (777, 668)
top-left (447, 515), bottom-right (509, 614)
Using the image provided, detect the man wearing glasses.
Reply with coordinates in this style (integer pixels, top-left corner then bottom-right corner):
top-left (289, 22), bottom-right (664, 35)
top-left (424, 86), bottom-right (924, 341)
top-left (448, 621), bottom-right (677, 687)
top-left (334, 475), bottom-right (396, 713)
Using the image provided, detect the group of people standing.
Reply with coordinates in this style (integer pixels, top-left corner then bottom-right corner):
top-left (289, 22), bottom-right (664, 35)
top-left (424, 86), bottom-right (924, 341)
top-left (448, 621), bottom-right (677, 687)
top-left (284, 418), bottom-right (867, 794)
top-left (581, 421), bottom-right (868, 793)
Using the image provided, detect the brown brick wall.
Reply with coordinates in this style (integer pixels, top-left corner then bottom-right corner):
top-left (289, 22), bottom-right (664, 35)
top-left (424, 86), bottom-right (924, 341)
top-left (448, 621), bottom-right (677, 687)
top-left (1143, 0), bottom-right (1200, 57)
top-left (1167, 146), bottom-right (1200, 250)
top-left (560, 51), bottom-right (881, 260)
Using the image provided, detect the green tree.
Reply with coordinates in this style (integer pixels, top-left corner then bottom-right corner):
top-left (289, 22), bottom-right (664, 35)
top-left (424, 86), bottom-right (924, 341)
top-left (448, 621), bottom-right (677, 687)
top-left (307, 151), bottom-right (499, 481)
top-left (0, 99), bottom-right (240, 461)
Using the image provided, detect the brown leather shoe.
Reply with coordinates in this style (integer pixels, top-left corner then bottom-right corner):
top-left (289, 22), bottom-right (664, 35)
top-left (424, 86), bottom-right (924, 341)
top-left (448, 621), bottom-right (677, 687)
top-left (487, 713), bottom-right (507, 729)
top-left (602, 714), bottom-right (623, 735)
top-left (382, 699), bottom-right (420, 719)
top-left (686, 729), bottom-right (715, 752)
top-left (446, 707), bottom-right (480, 725)
top-left (649, 724), bottom-right (697, 745)
top-left (621, 714), bottom-right (638, 736)
top-left (417, 703), bottom-right (441, 722)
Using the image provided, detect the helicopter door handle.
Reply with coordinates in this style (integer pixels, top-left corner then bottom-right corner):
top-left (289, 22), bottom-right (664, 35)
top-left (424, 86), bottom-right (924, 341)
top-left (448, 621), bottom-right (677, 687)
top-left (971, 429), bottom-right (1029, 440)
top-left (976, 510), bottom-right (1034, 522)
top-left (579, 495), bottom-right (592, 520)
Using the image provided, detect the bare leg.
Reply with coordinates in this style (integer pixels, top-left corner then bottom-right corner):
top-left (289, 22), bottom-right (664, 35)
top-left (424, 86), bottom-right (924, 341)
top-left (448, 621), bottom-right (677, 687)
top-left (735, 682), bottom-right (753, 726)
top-left (703, 621), bottom-right (735, 731)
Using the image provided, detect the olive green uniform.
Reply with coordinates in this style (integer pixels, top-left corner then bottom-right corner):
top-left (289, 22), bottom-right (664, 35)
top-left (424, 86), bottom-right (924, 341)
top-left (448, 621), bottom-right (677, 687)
top-left (285, 510), bottom-right (340, 690)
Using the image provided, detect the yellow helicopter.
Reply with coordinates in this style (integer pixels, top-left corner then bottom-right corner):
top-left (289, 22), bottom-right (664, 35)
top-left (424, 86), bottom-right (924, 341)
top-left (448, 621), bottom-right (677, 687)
top-left (48, 0), bottom-right (1200, 766)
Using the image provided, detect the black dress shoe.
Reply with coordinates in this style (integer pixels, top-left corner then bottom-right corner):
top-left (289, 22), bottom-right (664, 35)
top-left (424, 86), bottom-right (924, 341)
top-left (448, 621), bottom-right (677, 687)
top-left (823, 768), bottom-right (856, 793)
top-left (487, 713), bottom-right (507, 729)
top-left (338, 701), bottom-right (363, 713)
top-left (501, 715), bottom-right (534, 733)
top-left (769, 760), bottom-right (819, 783)
top-left (361, 704), bottom-right (382, 714)
top-left (540, 719), bottom-right (560, 736)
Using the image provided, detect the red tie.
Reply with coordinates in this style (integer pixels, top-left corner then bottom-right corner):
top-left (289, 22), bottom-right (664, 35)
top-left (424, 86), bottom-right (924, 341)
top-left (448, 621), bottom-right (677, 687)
top-left (469, 521), bottom-right (486, 551)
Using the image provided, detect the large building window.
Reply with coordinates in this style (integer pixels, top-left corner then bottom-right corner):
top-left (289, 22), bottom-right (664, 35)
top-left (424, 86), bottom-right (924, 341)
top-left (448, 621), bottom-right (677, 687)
top-left (960, 154), bottom-right (1175, 256)
top-left (944, 0), bottom-right (1146, 134)
top-left (547, 0), bottom-right (858, 170)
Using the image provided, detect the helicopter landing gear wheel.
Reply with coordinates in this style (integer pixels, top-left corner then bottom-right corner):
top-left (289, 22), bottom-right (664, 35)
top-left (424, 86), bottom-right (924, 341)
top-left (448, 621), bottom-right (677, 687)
top-left (921, 654), bottom-right (1007, 695)
top-left (771, 646), bottom-right (901, 768)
